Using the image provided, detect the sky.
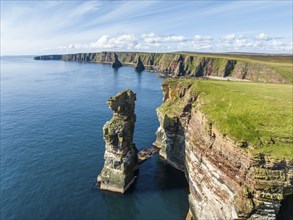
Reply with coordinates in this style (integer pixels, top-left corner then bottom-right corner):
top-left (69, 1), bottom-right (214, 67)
top-left (1, 0), bottom-right (292, 55)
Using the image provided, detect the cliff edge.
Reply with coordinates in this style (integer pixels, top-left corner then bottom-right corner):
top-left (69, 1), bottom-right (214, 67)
top-left (154, 79), bottom-right (293, 219)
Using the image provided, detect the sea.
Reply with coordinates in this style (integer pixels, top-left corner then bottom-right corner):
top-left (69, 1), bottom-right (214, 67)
top-left (0, 56), bottom-right (189, 220)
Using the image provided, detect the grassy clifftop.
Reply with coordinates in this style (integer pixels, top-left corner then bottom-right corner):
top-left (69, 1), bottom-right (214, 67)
top-left (160, 79), bottom-right (293, 160)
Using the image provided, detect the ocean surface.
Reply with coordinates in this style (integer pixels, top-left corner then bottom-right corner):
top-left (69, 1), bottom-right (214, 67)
top-left (1, 56), bottom-right (189, 220)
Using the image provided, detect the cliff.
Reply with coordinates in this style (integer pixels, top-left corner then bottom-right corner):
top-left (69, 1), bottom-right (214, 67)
top-left (34, 52), bottom-right (291, 84)
top-left (153, 79), bottom-right (293, 219)
top-left (98, 89), bottom-right (139, 193)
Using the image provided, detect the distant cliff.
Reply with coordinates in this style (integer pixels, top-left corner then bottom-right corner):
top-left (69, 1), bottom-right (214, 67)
top-left (34, 52), bottom-right (289, 84)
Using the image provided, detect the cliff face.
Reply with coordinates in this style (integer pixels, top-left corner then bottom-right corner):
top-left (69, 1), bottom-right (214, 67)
top-left (154, 80), bottom-right (293, 219)
top-left (34, 52), bottom-right (289, 83)
top-left (98, 89), bottom-right (139, 193)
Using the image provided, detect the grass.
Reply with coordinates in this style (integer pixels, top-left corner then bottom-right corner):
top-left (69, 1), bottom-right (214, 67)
top-left (178, 52), bottom-right (292, 64)
top-left (163, 79), bottom-right (293, 160)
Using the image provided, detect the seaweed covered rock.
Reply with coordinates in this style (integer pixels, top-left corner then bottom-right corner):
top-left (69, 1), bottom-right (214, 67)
top-left (98, 89), bottom-right (139, 193)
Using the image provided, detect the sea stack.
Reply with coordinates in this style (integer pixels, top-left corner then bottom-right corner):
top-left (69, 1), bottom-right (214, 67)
top-left (111, 53), bottom-right (122, 68)
top-left (98, 89), bottom-right (139, 193)
top-left (135, 56), bottom-right (145, 72)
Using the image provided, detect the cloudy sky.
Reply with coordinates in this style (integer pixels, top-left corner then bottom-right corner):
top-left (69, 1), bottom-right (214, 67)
top-left (1, 0), bottom-right (292, 55)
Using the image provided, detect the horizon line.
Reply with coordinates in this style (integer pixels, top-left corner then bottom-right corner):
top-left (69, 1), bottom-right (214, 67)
top-left (1, 51), bottom-right (293, 57)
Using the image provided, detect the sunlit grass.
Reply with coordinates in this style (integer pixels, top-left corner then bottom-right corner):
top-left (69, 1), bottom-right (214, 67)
top-left (163, 79), bottom-right (293, 160)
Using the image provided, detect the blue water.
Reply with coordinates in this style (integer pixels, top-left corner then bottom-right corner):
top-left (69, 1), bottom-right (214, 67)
top-left (0, 56), bottom-right (189, 220)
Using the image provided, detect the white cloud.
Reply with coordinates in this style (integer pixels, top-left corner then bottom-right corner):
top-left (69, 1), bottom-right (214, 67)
top-left (163, 35), bottom-right (186, 42)
top-left (141, 33), bottom-right (162, 43)
top-left (217, 33), bottom-right (291, 51)
top-left (270, 40), bottom-right (292, 50)
top-left (141, 33), bottom-right (187, 44)
top-left (194, 35), bottom-right (213, 41)
top-left (189, 35), bottom-right (214, 50)
top-left (256, 33), bottom-right (271, 41)
top-left (223, 34), bottom-right (236, 40)
top-left (89, 34), bottom-right (138, 49)
top-left (68, 43), bottom-right (82, 49)
top-left (90, 35), bottom-right (111, 48)
top-left (49, 32), bottom-right (293, 53)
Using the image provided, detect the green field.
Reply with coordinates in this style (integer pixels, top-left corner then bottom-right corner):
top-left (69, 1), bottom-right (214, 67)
top-left (163, 79), bottom-right (293, 160)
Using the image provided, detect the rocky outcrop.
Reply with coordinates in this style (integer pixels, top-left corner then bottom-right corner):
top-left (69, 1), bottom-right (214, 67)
top-left (98, 89), bottom-right (139, 193)
top-left (154, 80), bottom-right (293, 219)
top-left (135, 56), bottom-right (145, 72)
top-left (111, 53), bottom-right (122, 68)
top-left (33, 52), bottom-right (290, 84)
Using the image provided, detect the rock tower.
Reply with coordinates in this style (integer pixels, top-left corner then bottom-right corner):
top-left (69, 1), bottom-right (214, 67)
top-left (111, 53), bottom-right (122, 68)
top-left (135, 56), bottom-right (145, 72)
top-left (98, 89), bottom-right (139, 193)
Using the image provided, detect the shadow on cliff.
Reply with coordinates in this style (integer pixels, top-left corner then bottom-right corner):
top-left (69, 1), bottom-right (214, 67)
top-left (277, 194), bottom-right (293, 220)
top-left (156, 156), bottom-right (188, 191)
top-left (121, 154), bottom-right (188, 194)
top-left (161, 111), bottom-right (188, 173)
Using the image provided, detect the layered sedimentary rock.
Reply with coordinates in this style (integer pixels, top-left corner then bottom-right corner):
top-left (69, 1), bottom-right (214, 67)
top-left (154, 80), bottom-right (293, 219)
top-left (98, 89), bottom-right (139, 193)
top-left (135, 56), bottom-right (145, 72)
top-left (33, 52), bottom-right (290, 83)
top-left (111, 53), bottom-right (123, 68)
